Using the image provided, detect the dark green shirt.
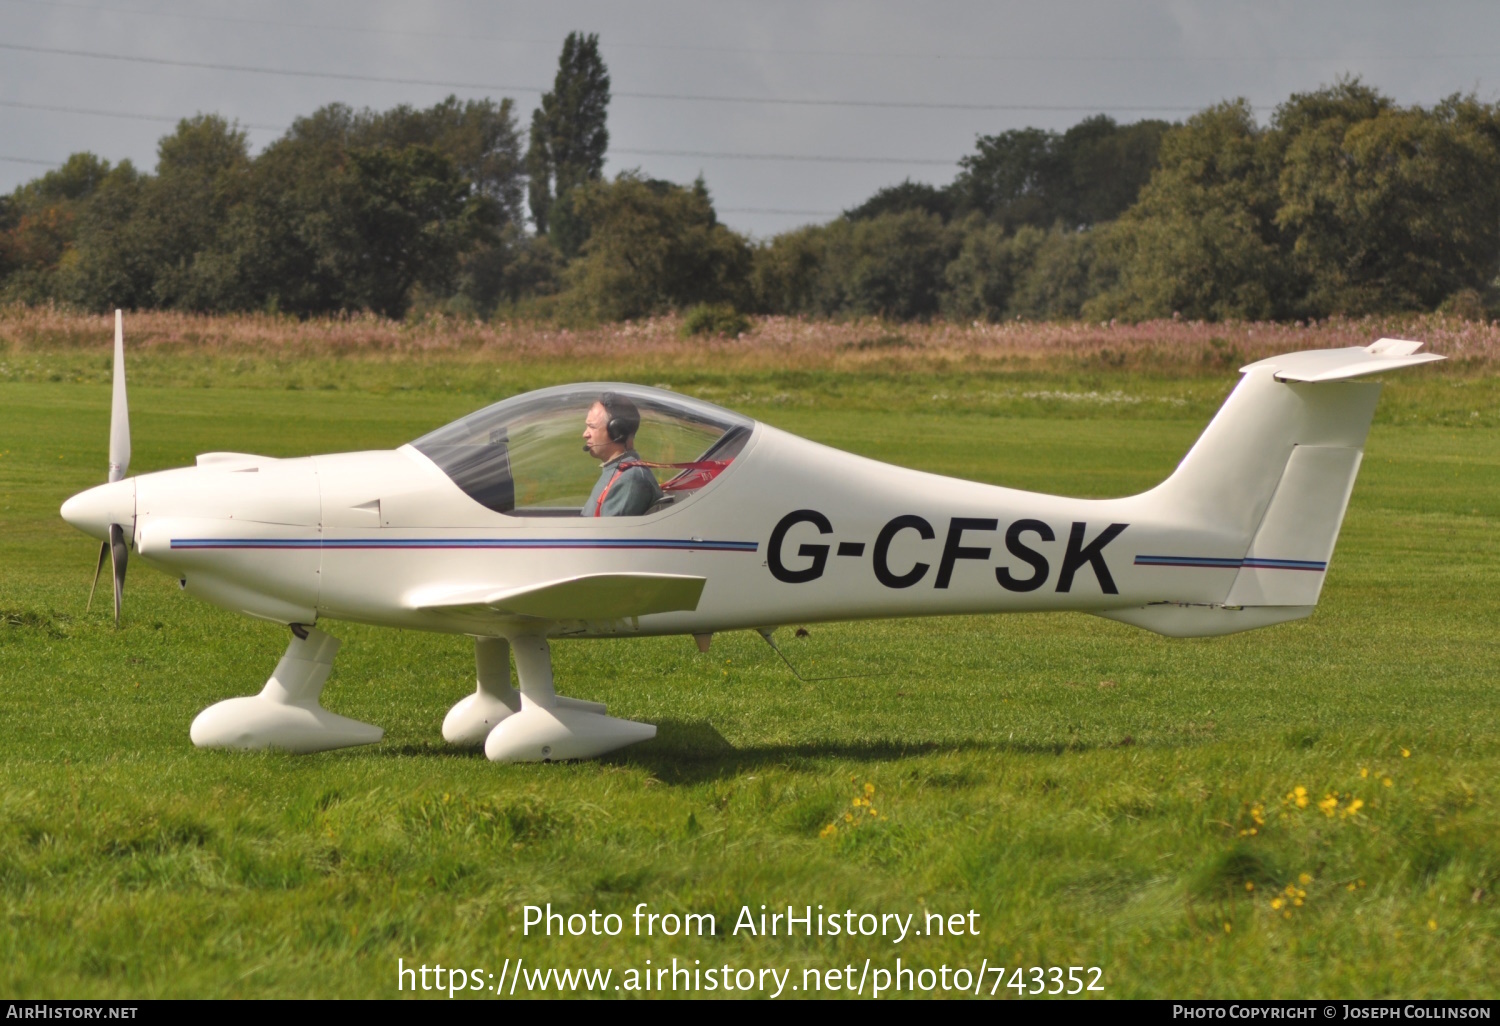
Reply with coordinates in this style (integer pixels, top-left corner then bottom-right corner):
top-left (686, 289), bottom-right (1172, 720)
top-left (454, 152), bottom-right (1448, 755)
top-left (583, 449), bottom-right (662, 517)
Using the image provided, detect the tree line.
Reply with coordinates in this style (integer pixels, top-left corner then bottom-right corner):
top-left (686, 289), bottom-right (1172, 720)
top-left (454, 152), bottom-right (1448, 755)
top-left (3, 35), bottom-right (1498, 325)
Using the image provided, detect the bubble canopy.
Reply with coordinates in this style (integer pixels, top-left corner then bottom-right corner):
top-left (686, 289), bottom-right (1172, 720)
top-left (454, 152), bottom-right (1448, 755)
top-left (410, 383), bottom-right (755, 517)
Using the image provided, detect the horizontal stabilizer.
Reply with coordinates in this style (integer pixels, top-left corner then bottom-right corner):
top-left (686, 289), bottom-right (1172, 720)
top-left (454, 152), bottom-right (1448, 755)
top-left (411, 573), bottom-right (706, 622)
top-left (1241, 339), bottom-right (1443, 383)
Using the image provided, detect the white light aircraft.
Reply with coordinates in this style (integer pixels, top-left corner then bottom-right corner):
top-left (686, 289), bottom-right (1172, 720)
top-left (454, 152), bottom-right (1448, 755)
top-left (60, 312), bottom-right (1444, 762)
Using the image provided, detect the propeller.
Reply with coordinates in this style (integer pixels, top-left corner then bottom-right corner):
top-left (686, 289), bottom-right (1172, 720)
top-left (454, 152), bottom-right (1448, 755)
top-left (85, 310), bottom-right (131, 626)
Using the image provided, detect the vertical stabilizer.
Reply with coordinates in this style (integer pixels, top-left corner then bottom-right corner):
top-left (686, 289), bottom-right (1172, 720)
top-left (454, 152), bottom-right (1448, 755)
top-left (1105, 341), bottom-right (1442, 637)
top-left (1147, 368), bottom-right (1382, 543)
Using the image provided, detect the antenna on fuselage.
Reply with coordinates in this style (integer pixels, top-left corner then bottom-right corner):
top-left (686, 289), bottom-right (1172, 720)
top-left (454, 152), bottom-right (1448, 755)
top-left (755, 628), bottom-right (883, 683)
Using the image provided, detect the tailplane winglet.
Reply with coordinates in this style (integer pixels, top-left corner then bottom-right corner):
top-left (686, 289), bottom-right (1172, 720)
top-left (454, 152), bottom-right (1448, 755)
top-left (1241, 339), bottom-right (1444, 383)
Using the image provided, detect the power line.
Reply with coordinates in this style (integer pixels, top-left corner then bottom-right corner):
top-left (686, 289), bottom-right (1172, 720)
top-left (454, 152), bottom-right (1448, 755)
top-left (614, 148), bottom-right (959, 166)
top-left (0, 154), bottom-right (60, 165)
top-left (719, 208), bottom-right (839, 216)
top-left (0, 41), bottom-right (1267, 112)
top-left (0, 41), bottom-right (542, 95)
top-left (0, 99), bottom-right (965, 168)
top-left (5, 0), bottom-right (1500, 66)
top-left (0, 97), bottom-right (281, 130)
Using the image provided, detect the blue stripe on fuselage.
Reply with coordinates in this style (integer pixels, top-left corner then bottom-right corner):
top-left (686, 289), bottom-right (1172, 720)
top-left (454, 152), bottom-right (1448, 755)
top-left (1134, 554), bottom-right (1326, 571)
top-left (170, 537), bottom-right (759, 552)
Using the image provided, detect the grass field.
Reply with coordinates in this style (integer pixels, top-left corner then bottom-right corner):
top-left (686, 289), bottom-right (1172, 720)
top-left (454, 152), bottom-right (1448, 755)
top-left (1, 328), bottom-right (1497, 999)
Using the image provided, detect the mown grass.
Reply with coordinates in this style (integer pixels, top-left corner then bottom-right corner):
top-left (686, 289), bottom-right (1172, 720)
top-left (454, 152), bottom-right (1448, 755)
top-left (0, 344), bottom-right (1496, 999)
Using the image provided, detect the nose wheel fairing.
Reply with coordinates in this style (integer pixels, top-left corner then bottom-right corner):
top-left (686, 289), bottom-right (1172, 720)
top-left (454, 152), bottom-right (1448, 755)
top-left (190, 627), bottom-right (383, 753)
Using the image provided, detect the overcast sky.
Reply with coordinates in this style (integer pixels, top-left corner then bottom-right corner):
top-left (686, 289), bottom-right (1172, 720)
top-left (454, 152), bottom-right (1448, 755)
top-left (3, 0), bottom-right (1500, 237)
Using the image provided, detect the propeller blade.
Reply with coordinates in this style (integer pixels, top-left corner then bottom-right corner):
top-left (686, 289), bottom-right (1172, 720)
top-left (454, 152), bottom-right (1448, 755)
top-left (109, 521), bottom-right (128, 627)
top-left (86, 539), bottom-right (109, 613)
top-left (108, 309), bottom-right (130, 483)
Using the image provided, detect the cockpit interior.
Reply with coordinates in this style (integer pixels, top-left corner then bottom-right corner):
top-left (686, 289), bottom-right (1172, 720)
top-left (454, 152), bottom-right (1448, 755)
top-left (411, 384), bottom-right (754, 517)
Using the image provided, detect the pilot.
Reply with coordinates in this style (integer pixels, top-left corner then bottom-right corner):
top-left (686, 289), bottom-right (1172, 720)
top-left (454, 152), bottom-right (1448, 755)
top-left (582, 393), bottom-right (663, 517)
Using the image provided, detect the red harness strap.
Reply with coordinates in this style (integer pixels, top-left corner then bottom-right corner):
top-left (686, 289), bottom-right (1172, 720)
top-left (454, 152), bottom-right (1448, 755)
top-left (591, 459), bottom-right (733, 516)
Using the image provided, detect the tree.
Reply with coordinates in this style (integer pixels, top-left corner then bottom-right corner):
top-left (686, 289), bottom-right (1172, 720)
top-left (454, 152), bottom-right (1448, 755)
top-left (202, 99), bottom-right (512, 316)
top-left (313, 145), bottom-right (490, 318)
top-left (845, 179), bottom-right (955, 223)
top-left (950, 117), bottom-right (1169, 231)
top-left (561, 173), bottom-right (750, 320)
top-left (0, 152), bottom-right (118, 304)
top-left (841, 210), bottom-right (959, 319)
top-left (1085, 101), bottom-right (1290, 322)
top-left (941, 217), bottom-right (1015, 320)
top-left (943, 219), bottom-right (1099, 322)
top-left (55, 160), bottom-right (151, 310)
top-left (362, 96), bottom-right (525, 227)
top-left (1050, 116), bottom-right (1171, 228)
top-left (951, 126), bottom-right (1055, 230)
top-left (526, 32), bottom-right (610, 248)
top-left (358, 96), bottom-right (528, 315)
top-left (138, 115), bottom-right (251, 308)
top-left (750, 210), bottom-right (958, 319)
top-left (750, 223), bottom-right (831, 314)
top-left (1274, 83), bottom-right (1500, 314)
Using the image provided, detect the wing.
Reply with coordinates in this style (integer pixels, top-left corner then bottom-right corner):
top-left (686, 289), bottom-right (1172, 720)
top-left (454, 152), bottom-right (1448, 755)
top-left (409, 572), bottom-right (706, 623)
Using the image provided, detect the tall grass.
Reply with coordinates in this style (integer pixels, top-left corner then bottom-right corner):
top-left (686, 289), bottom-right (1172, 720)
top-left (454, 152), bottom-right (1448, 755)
top-left (4, 306), bottom-right (1499, 373)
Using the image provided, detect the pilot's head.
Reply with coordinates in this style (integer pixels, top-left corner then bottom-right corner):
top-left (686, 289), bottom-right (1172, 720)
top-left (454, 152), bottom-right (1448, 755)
top-left (582, 392), bottom-right (642, 461)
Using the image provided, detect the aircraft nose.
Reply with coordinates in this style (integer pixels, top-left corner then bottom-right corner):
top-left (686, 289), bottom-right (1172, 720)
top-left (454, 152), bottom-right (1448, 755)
top-left (60, 478), bottom-right (136, 541)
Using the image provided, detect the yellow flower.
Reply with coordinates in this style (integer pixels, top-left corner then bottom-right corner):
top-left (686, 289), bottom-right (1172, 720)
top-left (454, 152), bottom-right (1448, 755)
top-left (1342, 799), bottom-right (1364, 818)
top-left (1298, 873), bottom-right (1313, 885)
top-left (1428, 919), bottom-right (1437, 931)
top-left (1360, 767), bottom-right (1369, 779)
top-left (1402, 748), bottom-right (1411, 758)
top-left (852, 797), bottom-right (864, 807)
top-left (1346, 882), bottom-right (1357, 892)
top-left (1223, 922), bottom-right (1232, 934)
top-left (1283, 911), bottom-right (1292, 920)
top-left (1288, 786), bottom-right (1309, 808)
top-left (1245, 882), bottom-right (1255, 892)
top-left (1270, 897), bottom-right (1284, 910)
top-left (864, 782), bottom-right (875, 796)
top-left (1383, 777), bottom-right (1393, 788)
top-left (844, 813), bottom-right (854, 823)
top-left (820, 824), bottom-right (837, 838)
top-left (1318, 794), bottom-right (1339, 817)
top-left (867, 807), bottom-right (877, 817)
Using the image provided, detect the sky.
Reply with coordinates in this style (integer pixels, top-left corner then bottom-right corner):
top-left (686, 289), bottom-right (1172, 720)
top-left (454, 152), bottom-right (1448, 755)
top-left (3, 0), bottom-right (1500, 238)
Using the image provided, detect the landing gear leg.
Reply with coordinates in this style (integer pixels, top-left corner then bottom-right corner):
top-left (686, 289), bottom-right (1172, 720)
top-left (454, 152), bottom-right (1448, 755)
top-left (482, 634), bottom-right (656, 762)
top-left (442, 636), bottom-right (522, 747)
top-left (190, 625), bottom-right (384, 753)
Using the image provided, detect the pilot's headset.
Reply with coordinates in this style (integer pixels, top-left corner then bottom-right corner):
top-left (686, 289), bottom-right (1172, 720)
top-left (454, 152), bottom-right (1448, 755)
top-left (598, 392), bottom-right (641, 444)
